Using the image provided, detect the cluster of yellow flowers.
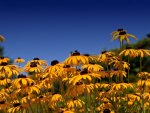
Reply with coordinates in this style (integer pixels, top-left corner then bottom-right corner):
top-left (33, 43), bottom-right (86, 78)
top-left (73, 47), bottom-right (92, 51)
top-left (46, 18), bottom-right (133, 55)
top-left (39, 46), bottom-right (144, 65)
top-left (0, 29), bottom-right (150, 113)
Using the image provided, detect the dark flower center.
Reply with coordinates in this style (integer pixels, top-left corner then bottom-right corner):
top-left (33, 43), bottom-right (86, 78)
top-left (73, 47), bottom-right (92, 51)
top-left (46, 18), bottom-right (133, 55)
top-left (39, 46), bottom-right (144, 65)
top-left (18, 74), bottom-right (26, 78)
top-left (103, 109), bottom-right (110, 113)
top-left (17, 57), bottom-right (21, 59)
top-left (30, 62), bottom-right (37, 67)
top-left (63, 65), bottom-right (70, 68)
top-left (76, 82), bottom-right (83, 85)
top-left (48, 88), bottom-right (51, 92)
top-left (0, 57), bottom-right (4, 59)
top-left (39, 95), bottom-right (44, 98)
top-left (0, 77), bottom-right (5, 80)
top-left (119, 31), bottom-right (126, 35)
top-left (0, 62), bottom-right (8, 66)
top-left (83, 54), bottom-right (90, 56)
top-left (13, 103), bottom-right (21, 107)
top-left (33, 58), bottom-right (40, 60)
top-left (31, 82), bottom-right (34, 86)
top-left (51, 60), bottom-right (59, 66)
top-left (147, 34), bottom-right (150, 38)
top-left (80, 69), bottom-right (88, 75)
top-left (101, 51), bottom-right (107, 54)
top-left (117, 28), bottom-right (123, 31)
top-left (89, 61), bottom-right (95, 64)
top-left (71, 50), bottom-right (80, 56)
top-left (0, 101), bottom-right (5, 104)
top-left (73, 97), bottom-right (77, 100)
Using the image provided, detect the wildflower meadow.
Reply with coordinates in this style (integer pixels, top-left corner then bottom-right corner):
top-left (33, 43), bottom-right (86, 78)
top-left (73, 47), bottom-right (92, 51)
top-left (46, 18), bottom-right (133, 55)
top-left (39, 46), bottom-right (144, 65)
top-left (0, 29), bottom-right (150, 113)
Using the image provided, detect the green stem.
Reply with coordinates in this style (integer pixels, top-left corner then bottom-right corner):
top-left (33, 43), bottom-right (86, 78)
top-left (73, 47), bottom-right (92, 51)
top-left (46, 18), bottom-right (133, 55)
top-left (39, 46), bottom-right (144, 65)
top-left (140, 57), bottom-right (142, 72)
top-left (128, 56), bottom-right (130, 83)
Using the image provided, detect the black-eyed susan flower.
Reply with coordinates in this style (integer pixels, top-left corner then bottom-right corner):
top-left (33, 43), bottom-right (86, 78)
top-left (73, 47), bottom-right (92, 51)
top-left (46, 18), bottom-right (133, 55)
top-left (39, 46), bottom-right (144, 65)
top-left (49, 94), bottom-right (64, 109)
top-left (111, 28), bottom-right (125, 36)
top-left (119, 48), bottom-right (138, 58)
top-left (137, 49), bottom-right (150, 58)
top-left (44, 60), bottom-right (63, 79)
top-left (112, 30), bottom-right (137, 44)
top-left (98, 51), bottom-right (115, 63)
top-left (110, 60), bottom-right (130, 70)
top-left (0, 62), bottom-right (21, 78)
top-left (82, 62), bottom-right (104, 73)
top-left (137, 79), bottom-right (150, 88)
top-left (27, 57), bottom-right (48, 67)
top-left (110, 83), bottom-right (133, 91)
top-left (64, 50), bottom-right (89, 66)
top-left (14, 57), bottom-right (25, 63)
top-left (66, 83), bottom-right (94, 97)
top-left (0, 99), bottom-right (10, 111)
top-left (0, 77), bottom-right (11, 86)
top-left (69, 69), bottom-right (92, 85)
top-left (137, 72), bottom-right (150, 79)
top-left (67, 98), bottom-right (84, 109)
top-left (97, 102), bottom-right (113, 113)
top-left (12, 74), bottom-right (35, 88)
top-left (109, 70), bottom-right (127, 78)
top-left (0, 57), bottom-right (10, 64)
top-left (126, 94), bottom-right (141, 102)
top-left (8, 100), bottom-right (28, 113)
top-left (24, 62), bottom-right (43, 73)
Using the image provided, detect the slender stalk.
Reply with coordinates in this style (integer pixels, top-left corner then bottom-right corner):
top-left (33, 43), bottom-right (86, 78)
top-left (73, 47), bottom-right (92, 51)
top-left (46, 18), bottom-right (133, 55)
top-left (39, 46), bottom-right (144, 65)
top-left (27, 99), bottom-right (35, 113)
top-left (128, 56), bottom-right (130, 83)
top-left (140, 57), bottom-right (142, 72)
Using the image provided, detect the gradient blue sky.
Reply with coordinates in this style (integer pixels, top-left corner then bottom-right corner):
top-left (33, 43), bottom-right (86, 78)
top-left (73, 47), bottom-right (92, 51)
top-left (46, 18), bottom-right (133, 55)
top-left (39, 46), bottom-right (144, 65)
top-left (0, 0), bottom-right (150, 63)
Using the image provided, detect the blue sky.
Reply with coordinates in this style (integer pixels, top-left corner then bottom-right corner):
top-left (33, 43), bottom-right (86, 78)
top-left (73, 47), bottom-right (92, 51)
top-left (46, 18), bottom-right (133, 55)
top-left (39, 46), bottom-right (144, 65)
top-left (0, 0), bottom-right (150, 64)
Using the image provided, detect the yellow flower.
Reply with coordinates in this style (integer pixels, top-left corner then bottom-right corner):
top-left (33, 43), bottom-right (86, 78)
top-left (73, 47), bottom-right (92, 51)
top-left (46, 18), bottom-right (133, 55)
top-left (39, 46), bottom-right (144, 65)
top-left (44, 60), bottom-right (63, 79)
top-left (112, 30), bottom-right (137, 44)
top-left (97, 102), bottom-right (112, 112)
top-left (12, 74), bottom-right (35, 88)
top-left (24, 62), bottom-right (43, 73)
top-left (0, 62), bottom-right (22, 78)
top-left (143, 93), bottom-right (150, 101)
top-left (137, 79), bottom-right (150, 87)
top-left (98, 51), bottom-right (115, 63)
top-left (66, 84), bottom-right (94, 97)
top-left (137, 49), bottom-right (150, 58)
top-left (67, 98), bottom-right (84, 109)
top-left (0, 57), bottom-right (10, 64)
top-left (110, 70), bottom-right (127, 78)
top-left (8, 100), bottom-right (27, 113)
top-left (0, 77), bottom-right (11, 86)
top-left (0, 35), bottom-right (5, 42)
top-left (137, 72), bottom-right (150, 78)
top-left (110, 59), bottom-right (130, 70)
top-left (127, 94), bottom-right (140, 102)
top-left (27, 57), bottom-right (48, 67)
top-left (14, 57), bottom-right (25, 63)
top-left (111, 83), bottom-right (133, 91)
top-left (51, 94), bottom-right (63, 103)
top-left (98, 71), bottom-right (109, 78)
top-left (111, 28), bottom-right (125, 36)
top-left (0, 99), bottom-right (10, 111)
top-left (49, 94), bottom-right (64, 109)
top-left (119, 48), bottom-right (138, 58)
top-left (64, 50), bottom-right (89, 66)
top-left (69, 69), bottom-right (92, 85)
top-left (82, 63), bottom-right (103, 73)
